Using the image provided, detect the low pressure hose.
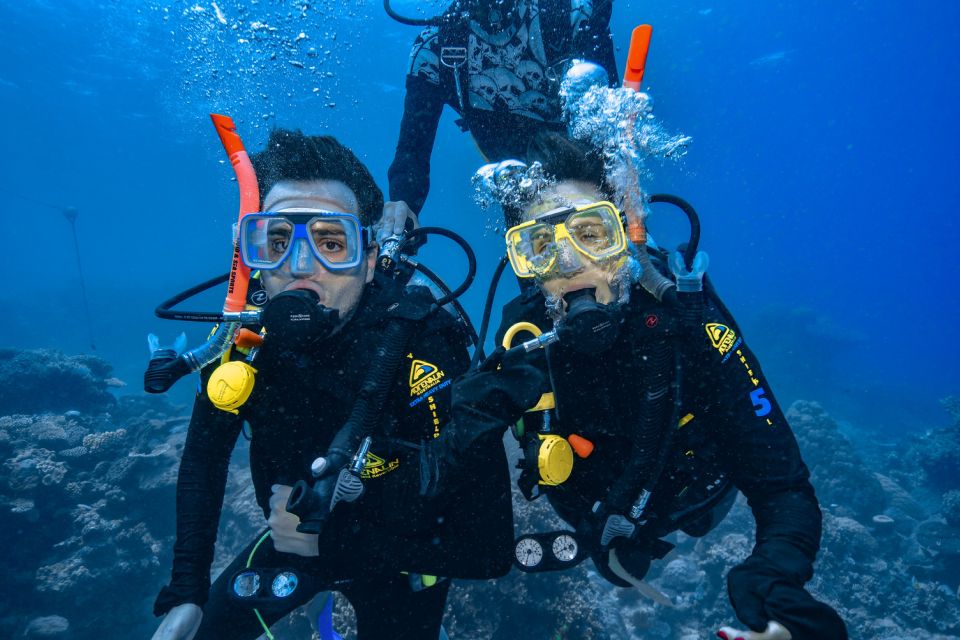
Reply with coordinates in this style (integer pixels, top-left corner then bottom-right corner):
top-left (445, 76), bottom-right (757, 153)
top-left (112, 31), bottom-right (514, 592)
top-left (287, 318), bottom-right (416, 528)
top-left (635, 247), bottom-right (677, 304)
top-left (399, 226), bottom-right (477, 307)
top-left (634, 194), bottom-right (703, 306)
top-left (602, 339), bottom-right (675, 515)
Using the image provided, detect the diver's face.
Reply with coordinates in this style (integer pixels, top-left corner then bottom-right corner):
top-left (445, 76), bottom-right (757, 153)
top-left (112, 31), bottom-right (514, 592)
top-left (522, 180), bottom-right (619, 304)
top-left (259, 179), bottom-right (376, 317)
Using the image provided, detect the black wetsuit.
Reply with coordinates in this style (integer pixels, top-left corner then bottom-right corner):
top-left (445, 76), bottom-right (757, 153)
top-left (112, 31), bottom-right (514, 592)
top-left (497, 276), bottom-right (847, 637)
top-left (388, 0), bottom-right (618, 214)
top-left (154, 281), bottom-right (513, 639)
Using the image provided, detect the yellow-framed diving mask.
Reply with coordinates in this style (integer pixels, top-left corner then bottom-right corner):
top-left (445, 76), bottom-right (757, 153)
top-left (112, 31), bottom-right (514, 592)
top-left (505, 201), bottom-right (628, 279)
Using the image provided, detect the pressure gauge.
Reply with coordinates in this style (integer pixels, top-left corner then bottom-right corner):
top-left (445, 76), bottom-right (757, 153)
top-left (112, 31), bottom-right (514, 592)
top-left (552, 533), bottom-right (579, 562)
top-left (271, 571), bottom-right (299, 598)
top-left (515, 537), bottom-right (544, 568)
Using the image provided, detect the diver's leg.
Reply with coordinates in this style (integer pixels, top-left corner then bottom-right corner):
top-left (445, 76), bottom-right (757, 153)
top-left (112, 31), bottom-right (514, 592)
top-left (346, 573), bottom-right (451, 640)
top-left (194, 531), bottom-right (319, 640)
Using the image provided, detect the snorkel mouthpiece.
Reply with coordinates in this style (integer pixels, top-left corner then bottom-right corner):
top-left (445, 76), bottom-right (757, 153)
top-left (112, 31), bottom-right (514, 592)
top-left (559, 289), bottom-right (620, 353)
top-left (260, 290), bottom-right (340, 346)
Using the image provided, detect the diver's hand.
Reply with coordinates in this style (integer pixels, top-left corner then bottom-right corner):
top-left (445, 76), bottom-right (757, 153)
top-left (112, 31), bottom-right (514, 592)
top-left (717, 621), bottom-right (791, 640)
top-left (453, 347), bottom-right (545, 427)
top-left (151, 603), bottom-right (202, 640)
top-left (420, 348), bottom-right (545, 496)
top-left (269, 484), bottom-right (320, 557)
top-left (378, 200), bottom-right (420, 246)
top-left (727, 556), bottom-right (848, 639)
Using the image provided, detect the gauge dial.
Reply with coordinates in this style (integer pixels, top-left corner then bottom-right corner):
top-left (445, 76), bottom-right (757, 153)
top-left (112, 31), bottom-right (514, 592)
top-left (552, 534), bottom-right (579, 562)
top-left (515, 538), bottom-right (544, 567)
top-left (271, 571), bottom-right (299, 598)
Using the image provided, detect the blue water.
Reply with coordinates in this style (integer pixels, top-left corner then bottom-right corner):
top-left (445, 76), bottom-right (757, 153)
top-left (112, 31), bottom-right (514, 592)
top-left (1, 0), bottom-right (957, 434)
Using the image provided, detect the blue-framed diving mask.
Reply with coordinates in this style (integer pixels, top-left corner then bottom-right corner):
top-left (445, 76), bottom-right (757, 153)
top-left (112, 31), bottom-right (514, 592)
top-left (239, 209), bottom-right (367, 275)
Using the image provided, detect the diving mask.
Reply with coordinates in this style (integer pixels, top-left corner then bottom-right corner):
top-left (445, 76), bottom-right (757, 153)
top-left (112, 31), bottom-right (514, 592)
top-left (239, 209), bottom-right (367, 274)
top-left (505, 201), bottom-right (627, 279)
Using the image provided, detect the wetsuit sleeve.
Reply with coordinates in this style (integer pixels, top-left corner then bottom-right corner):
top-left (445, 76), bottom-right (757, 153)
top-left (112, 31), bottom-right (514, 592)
top-left (387, 27), bottom-right (451, 215)
top-left (695, 298), bottom-right (821, 580)
top-left (154, 377), bottom-right (243, 616)
top-left (695, 295), bottom-right (846, 636)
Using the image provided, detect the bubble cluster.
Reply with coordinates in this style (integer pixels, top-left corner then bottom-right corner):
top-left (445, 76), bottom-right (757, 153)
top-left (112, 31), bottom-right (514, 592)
top-left (149, 1), bottom-right (368, 134)
top-left (567, 84), bottom-right (692, 220)
top-left (471, 159), bottom-right (555, 232)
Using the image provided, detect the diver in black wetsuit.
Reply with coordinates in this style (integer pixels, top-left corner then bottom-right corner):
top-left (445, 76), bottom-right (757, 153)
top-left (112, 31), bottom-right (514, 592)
top-left (150, 130), bottom-right (535, 640)
top-left (382, 0), bottom-right (618, 240)
top-left (490, 133), bottom-right (848, 639)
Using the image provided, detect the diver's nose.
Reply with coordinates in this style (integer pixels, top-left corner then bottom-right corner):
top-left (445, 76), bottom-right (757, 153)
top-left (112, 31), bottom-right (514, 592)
top-left (289, 238), bottom-right (317, 277)
top-left (555, 238), bottom-right (585, 275)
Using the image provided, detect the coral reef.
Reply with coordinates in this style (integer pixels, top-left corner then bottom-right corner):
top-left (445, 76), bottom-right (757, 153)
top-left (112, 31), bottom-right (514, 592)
top-left (3, 346), bottom-right (959, 639)
top-left (0, 349), bottom-right (118, 416)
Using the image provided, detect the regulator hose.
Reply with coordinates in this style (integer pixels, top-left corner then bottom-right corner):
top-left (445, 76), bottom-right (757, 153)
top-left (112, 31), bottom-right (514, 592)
top-left (383, 0), bottom-right (439, 26)
top-left (470, 256), bottom-right (510, 370)
top-left (154, 273), bottom-right (230, 322)
top-left (399, 226), bottom-right (477, 307)
top-left (647, 193), bottom-right (700, 271)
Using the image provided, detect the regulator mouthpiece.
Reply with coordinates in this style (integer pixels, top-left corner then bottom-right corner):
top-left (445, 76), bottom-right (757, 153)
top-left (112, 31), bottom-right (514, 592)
top-left (559, 288), bottom-right (620, 353)
top-left (259, 290), bottom-right (340, 346)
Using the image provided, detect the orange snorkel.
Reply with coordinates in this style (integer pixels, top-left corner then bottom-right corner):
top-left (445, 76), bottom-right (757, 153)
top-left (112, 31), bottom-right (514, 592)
top-left (143, 115), bottom-right (262, 394)
top-left (210, 113), bottom-right (260, 314)
top-left (621, 25), bottom-right (654, 246)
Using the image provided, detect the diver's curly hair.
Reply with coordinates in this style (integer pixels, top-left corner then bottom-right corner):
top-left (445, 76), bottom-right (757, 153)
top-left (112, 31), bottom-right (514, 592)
top-left (251, 129), bottom-right (383, 227)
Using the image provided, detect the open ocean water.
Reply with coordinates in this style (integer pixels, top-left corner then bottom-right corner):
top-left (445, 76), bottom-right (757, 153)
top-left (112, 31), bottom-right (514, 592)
top-left (0, 1), bottom-right (958, 638)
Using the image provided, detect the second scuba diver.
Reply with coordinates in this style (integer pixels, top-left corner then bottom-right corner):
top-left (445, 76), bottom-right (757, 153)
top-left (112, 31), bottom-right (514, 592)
top-left (150, 129), bottom-right (542, 640)
top-left (482, 132), bottom-right (849, 640)
top-left (382, 0), bottom-right (619, 242)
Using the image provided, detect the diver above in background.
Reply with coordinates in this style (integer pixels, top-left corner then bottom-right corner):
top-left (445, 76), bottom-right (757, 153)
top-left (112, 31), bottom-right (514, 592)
top-left (480, 132), bottom-right (848, 640)
top-left (150, 129), bottom-right (533, 640)
top-left (381, 0), bottom-right (618, 242)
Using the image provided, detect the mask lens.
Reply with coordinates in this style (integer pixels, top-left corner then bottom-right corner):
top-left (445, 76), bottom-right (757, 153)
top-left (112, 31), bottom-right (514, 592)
top-left (241, 215), bottom-right (294, 269)
top-left (307, 217), bottom-right (361, 268)
top-left (508, 222), bottom-right (557, 277)
top-left (564, 204), bottom-right (625, 260)
top-left (232, 570), bottom-right (261, 598)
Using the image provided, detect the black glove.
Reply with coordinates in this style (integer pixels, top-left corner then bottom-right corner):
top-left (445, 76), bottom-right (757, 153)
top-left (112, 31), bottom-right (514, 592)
top-left (448, 346), bottom-right (545, 451)
top-left (419, 347), bottom-right (544, 496)
top-left (728, 551), bottom-right (847, 638)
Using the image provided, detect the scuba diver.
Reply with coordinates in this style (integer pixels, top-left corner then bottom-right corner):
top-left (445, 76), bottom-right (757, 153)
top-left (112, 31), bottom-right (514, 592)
top-left (150, 127), bottom-right (538, 640)
top-left (479, 132), bottom-right (848, 640)
top-left (382, 0), bottom-right (618, 242)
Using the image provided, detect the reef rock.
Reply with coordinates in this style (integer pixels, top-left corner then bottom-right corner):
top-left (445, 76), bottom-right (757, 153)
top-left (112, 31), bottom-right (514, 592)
top-left (0, 349), bottom-right (116, 416)
top-left (23, 615), bottom-right (70, 638)
top-left (787, 400), bottom-right (888, 520)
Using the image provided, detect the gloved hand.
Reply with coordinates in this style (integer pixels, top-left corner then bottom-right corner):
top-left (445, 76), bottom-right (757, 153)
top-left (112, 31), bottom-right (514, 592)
top-left (419, 347), bottom-right (544, 496)
top-left (269, 484), bottom-right (320, 557)
top-left (451, 347), bottom-right (546, 436)
top-left (151, 603), bottom-right (202, 640)
top-left (727, 554), bottom-right (848, 639)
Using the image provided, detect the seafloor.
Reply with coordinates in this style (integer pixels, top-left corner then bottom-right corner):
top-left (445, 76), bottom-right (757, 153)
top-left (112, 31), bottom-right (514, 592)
top-left (2, 347), bottom-right (958, 639)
